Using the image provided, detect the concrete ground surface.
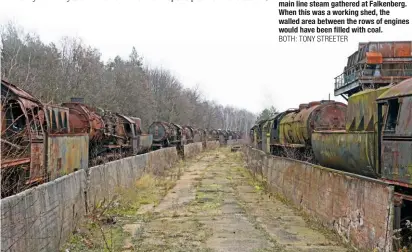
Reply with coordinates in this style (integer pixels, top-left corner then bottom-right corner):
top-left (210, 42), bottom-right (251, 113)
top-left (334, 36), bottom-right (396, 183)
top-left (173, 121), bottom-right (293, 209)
top-left (122, 148), bottom-right (351, 252)
top-left (63, 147), bottom-right (353, 252)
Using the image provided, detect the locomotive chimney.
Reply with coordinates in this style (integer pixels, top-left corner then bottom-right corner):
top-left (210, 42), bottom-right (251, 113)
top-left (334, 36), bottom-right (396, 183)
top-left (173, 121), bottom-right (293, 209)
top-left (320, 100), bottom-right (335, 104)
top-left (70, 97), bottom-right (84, 103)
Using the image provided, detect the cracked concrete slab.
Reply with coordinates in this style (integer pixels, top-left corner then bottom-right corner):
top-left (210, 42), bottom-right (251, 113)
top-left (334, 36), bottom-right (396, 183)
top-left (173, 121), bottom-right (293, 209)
top-left (122, 148), bottom-right (352, 252)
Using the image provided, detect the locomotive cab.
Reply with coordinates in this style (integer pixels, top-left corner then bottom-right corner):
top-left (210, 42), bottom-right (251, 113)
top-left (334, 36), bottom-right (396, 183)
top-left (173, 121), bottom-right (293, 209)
top-left (130, 117), bottom-right (152, 154)
top-left (1, 80), bottom-right (46, 197)
top-left (377, 78), bottom-right (412, 243)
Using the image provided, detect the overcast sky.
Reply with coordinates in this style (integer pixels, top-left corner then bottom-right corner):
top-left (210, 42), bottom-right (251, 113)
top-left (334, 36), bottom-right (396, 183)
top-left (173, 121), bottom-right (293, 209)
top-left (1, 0), bottom-right (411, 114)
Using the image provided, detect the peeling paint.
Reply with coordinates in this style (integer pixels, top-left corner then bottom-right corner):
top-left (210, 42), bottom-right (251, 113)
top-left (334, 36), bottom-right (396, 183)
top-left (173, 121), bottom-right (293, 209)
top-left (47, 134), bottom-right (89, 180)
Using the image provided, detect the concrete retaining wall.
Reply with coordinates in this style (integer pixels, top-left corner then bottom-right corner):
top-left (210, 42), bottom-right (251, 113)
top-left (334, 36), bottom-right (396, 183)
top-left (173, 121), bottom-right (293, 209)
top-left (183, 142), bottom-right (203, 159)
top-left (242, 145), bottom-right (394, 252)
top-left (1, 147), bottom-right (178, 252)
top-left (1, 170), bottom-right (87, 252)
top-left (205, 141), bottom-right (220, 150)
top-left (227, 139), bottom-right (245, 145)
top-left (0, 142), bottom-right (224, 252)
top-left (88, 153), bottom-right (148, 207)
top-left (88, 147), bottom-right (177, 206)
top-left (147, 147), bottom-right (179, 175)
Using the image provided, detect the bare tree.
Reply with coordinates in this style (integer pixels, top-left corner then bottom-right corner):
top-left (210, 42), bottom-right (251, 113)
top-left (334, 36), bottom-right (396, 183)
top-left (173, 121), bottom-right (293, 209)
top-left (1, 22), bottom-right (257, 133)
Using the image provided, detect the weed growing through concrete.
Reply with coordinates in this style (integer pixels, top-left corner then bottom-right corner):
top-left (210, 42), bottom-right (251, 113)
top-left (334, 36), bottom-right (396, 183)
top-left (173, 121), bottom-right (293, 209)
top-left (61, 147), bottom-right (354, 252)
top-left (61, 161), bottom-right (186, 252)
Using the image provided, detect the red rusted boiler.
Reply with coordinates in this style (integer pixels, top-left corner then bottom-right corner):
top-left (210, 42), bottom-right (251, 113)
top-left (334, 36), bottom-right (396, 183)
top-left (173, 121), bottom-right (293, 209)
top-left (61, 100), bottom-right (104, 142)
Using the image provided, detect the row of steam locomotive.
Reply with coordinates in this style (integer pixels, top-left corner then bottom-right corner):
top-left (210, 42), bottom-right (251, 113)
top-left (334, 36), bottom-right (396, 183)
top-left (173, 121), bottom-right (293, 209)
top-left (149, 122), bottom-right (241, 151)
top-left (250, 100), bottom-right (348, 160)
top-left (250, 41), bottom-right (412, 237)
top-left (250, 80), bottom-right (412, 190)
top-left (1, 79), bottom-right (242, 197)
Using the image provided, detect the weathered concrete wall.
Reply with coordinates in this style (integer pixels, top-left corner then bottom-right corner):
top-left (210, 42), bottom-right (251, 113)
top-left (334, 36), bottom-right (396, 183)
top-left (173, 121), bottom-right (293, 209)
top-left (1, 147), bottom-right (179, 252)
top-left (205, 140), bottom-right (220, 150)
top-left (147, 147), bottom-right (178, 175)
top-left (88, 153), bottom-right (148, 206)
top-left (183, 142), bottom-right (203, 159)
top-left (88, 147), bottom-right (177, 206)
top-left (227, 139), bottom-right (246, 145)
top-left (1, 170), bottom-right (87, 252)
top-left (242, 146), bottom-right (394, 252)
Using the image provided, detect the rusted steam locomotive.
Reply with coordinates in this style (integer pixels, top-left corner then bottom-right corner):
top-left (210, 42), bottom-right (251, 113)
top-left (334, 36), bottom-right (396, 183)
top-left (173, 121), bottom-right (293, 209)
top-left (208, 129), bottom-right (219, 141)
top-left (1, 79), bottom-right (242, 198)
top-left (61, 99), bottom-right (153, 165)
top-left (1, 80), bottom-right (89, 197)
top-left (148, 121), bottom-right (184, 150)
top-left (250, 100), bottom-right (348, 161)
top-left (1, 79), bottom-right (153, 197)
top-left (182, 125), bottom-right (196, 144)
top-left (147, 122), bottom-right (223, 150)
top-left (251, 41), bottom-right (412, 240)
top-left (207, 128), bottom-right (242, 145)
